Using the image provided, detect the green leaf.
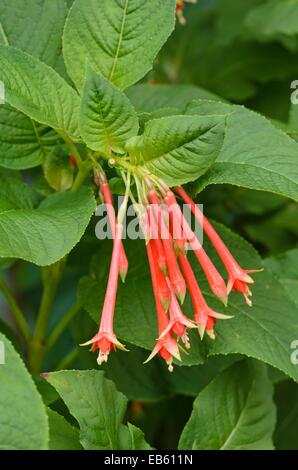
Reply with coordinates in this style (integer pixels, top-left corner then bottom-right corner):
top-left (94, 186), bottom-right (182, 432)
top-left (203, 224), bottom-right (298, 383)
top-left (80, 67), bottom-right (139, 155)
top-left (186, 100), bottom-right (298, 202)
top-left (100, 348), bottom-right (239, 401)
top-left (0, 105), bottom-right (59, 170)
top-left (47, 408), bottom-right (82, 450)
top-left (0, 169), bottom-right (39, 210)
top-left (0, 46), bottom-right (80, 140)
top-left (78, 222), bottom-right (298, 381)
top-left (0, 332), bottom-right (49, 450)
top-left (63, 0), bottom-right (176, 91)
top-left (47, 370), bottom-right (151, 450)
top-left (0, 0), bottom-right (67, 71)
top-left (264, 249), bottom-right (298, 308)
top-left (129, 115), bottom-right (226, 186)
top-left (119, 423), bottom-right (151, 450)
top-left (245, 0), bottom-right (298, 39)
top-left (126, 84), bottom-right (223, 112)
top-left (0, 187), bottom-right (96, 266)
top-left (34, 376), bottom-right (59, 406)
top-left (213, 0), bottom-right (263, 47)
top-left (0, 1), bottom-right (69, 169)
top-left (179, 360), bottom-right (276, 450)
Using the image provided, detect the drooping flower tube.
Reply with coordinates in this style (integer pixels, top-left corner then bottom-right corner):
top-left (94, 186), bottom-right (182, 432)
top-left (95, 169), bottom-right (128, 282)
top-left (81, 173), bottom-right (131, 364)
top-left (144, 240), bottom-right (181, 371)
top-left (81, 223), bottom-right (127, 364)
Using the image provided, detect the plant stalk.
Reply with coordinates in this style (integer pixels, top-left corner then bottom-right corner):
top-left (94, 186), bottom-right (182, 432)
top-left (0, 276), bottom-right (32, 343)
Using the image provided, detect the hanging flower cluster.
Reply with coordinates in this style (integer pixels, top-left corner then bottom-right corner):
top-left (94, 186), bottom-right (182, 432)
top-left (83, 168), bottom-right (261, 371)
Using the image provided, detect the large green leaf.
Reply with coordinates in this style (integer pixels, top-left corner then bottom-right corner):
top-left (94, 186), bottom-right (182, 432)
top-left (186, 100), bottom-right (298, 202)
top-left (47, 370), bottom-right (151, 450)
top-left (78, 222), bottom-right (298, 381)
top-left (47, 408), bottom-right (82, 450)
top-left (80, 68), bottom-right (139, 155)
top-left (0, 105), bottom-right (58, 170)
top-left (0, 46), bottom-right (80, 140)
top-left (0, 0), bottom-right (67, 71)
top-left (129, 114), bottom-right (226, 186)
top-left (0, 333), bottom-right (48, 450)
top-left (63, 0), bottom-right (176, 91)
top-left (0, 187), bottom-right (96, 266)
top-left (0, 1), bottom-right (68, 169)
top-left (0, 169), bottom-right (39, 210)
top-left (179, 360), bottom-right (276, 450)
top-left (100, 346), bottom-right (240, 400)
top-left (126, 84), bottom-right (223, 112)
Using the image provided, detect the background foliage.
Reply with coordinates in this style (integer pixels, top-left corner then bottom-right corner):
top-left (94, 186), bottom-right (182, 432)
top-left (0, 0), bottom-right (297, 450)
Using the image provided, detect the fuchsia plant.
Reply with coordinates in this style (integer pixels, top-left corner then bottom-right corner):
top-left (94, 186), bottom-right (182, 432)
top-left (1, 0), bottom-right (297, 452)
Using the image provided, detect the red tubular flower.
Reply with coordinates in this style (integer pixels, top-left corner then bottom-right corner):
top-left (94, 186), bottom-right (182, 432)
top-left (151, 240), bottom-right (171, 310)
top-left (165, 191), bottom-right (228, 306)
top-left (148, 188), bottom-right (186, 303)
top-left (168, 207), bottom-right (188, 256)
top-left (159, 279), bottom-right (196, 348)
top-left (145, 241), bottom-right (181, 371)
top-left (146, 204), bottom-right (167, 274)
top-left (178, 252), bottom-right (232, 339)
top-left (81, 224), bottom-right (127, 364)
top-left (174, 186), bottom-right (262, 306)
top-left (205, 316), bottom-right (216, 340)
top-left (98, 173), bottom-right (128, 282)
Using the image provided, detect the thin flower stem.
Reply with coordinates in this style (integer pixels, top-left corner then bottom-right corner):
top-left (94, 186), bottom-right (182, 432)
top-left (117, 172), bottom-right (131, 225)
top-left (71, 160), bottom-right (92, 192)
top-left (46, 302), bottom-right (82, 351)
top-left (0, 276), bottom-right (32, 343)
